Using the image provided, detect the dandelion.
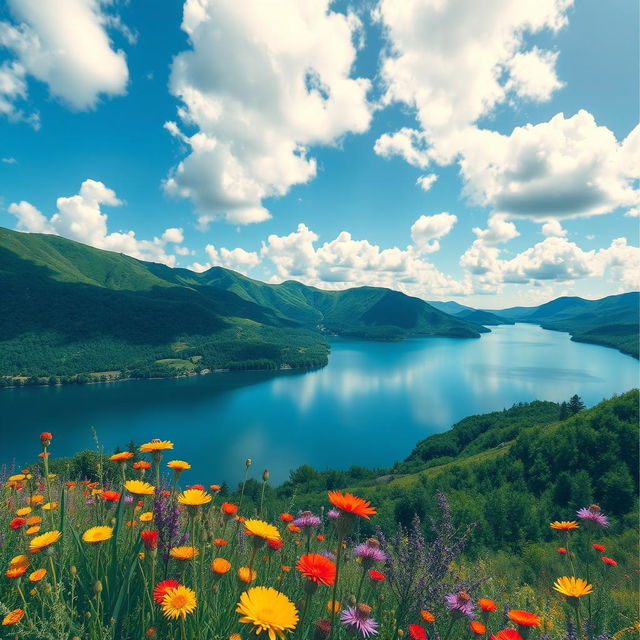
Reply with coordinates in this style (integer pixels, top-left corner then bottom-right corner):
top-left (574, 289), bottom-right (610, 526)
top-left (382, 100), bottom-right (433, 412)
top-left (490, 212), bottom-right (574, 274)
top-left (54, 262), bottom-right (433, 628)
top-left (29, 530), bottom-right (61, 553)
top-left (237, 586), bottom-right (299, 640)
top-left (161, 585), bottom-right (197, 619)
top-left (296, 553), bottom-right (336, 586)
top-left (2, 609), bottom-right (24, 626)
top-left (508, 610), bottom-right (541, 628)
top-left (153, 579), bottom-right (180, 604)
top-left (124, 480), bottom-right (155, 496)
top-left (341, 604), bottom-right (379, 637)
top-left (550, 521), bottom-right (579, 531)
top-left (577, 504), bottom-right (609, 527)
top-left (82, 526), bottom-right (113, 543)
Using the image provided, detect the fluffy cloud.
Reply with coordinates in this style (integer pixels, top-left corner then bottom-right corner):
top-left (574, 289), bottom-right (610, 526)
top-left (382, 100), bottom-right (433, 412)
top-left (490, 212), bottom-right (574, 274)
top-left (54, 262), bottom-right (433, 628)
top-left (471, 214), bottom-right (519, 246)
top-left (376, 0), bottom-right (571, 163)
top-left (165, 0), bottom-right (372, 227)
top-left (410, 212), bottom-right (457, 253)
top-left (416, 173), bottom-right (438, 192)
top-left (0, 0), bottom-right (128, 121)
top-left (260, 222), bottom-right (471, 297)
top-left (541, 220), bottom-right (566, 237)
top-left (373, 128), bottom-right (430, 168)
top-left (8, 179), bottom-right (185, 266)
top-left (190, 244), bottom-right (260, 275)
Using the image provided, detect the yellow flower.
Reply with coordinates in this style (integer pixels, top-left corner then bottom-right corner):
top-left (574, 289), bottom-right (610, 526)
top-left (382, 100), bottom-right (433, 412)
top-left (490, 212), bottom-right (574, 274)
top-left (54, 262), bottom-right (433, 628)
top-left (327, 600), bottom-right (341, 614)
top-left (161, 585), bottom-right (197, 619)
top-left (237, 567), bottom-right (257, 583)
top-left (42, 502), bottom-right (58, 510)
top-left (29, 530), bottom-right (61, 553)
top-left (139, 511), bottom-right (153, 522)
top-left (237, 586), bottom-right (298, 640)
top-left (26, 516), bottom-right (42, 526)
top-left (177, 489), bottom-right (211, 507)
top-left (110, 451), bottom-right (134, 462)
top-left (8, 555), bottom-right (29, 570)
top-left (124, 480), bottom-right (155, 496)
top-left (550, 521), bottom-right (579, 531)
top-left (26, 526), bottom-right (41, 535)
top-left (243, 519), bottom-right (281, 542)
top-left (553, 576), bottom-right (593, 598)
top-left (16, 507), bottom-right (32, 516)
top-left (82, 526), bottom-right (113, 544)
top-left (30, 494), bottom-right (44, 505)
top-left (8, 474), bottom-right (25, 482)
top-left (167, 460), bottom-right (191, 471)
top-left (29, 568), bottom-right (47, 582)
top-left (140, 439), bottom-right (174, 453)
top-left (169, 546), bottom-right (198, 560)
top-left (2, 609), bottom-right (24, 626)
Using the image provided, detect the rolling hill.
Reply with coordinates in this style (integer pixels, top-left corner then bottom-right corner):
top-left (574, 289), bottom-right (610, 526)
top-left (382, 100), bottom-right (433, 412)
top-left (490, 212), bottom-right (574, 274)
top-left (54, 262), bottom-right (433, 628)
top-left (0, 227), bottom-right (485, 383)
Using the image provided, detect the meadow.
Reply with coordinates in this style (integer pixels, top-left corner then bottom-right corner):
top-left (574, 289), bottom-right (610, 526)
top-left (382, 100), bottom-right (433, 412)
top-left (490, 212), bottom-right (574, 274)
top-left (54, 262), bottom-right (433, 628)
top-left (0, 433), bottom-right (637, 640)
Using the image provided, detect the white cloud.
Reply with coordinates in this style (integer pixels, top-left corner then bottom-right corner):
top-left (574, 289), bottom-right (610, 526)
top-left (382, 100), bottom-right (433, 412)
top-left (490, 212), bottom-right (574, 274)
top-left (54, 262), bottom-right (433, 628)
top-left (541, 219), bottom-right (566, 237)
top-left (410, 212), bottom-right (457, 253)
top-left (164, 0), bottom-right (372, 227)
top-left (374, 128), bottom-right (430, 168)
top-left (625, 207), bottom-right (639, 218)
top-left (505, 47), bottom-right (564, 102)
top-left (0, 0), bottom-right (128, 118)
top-left (1, 156), bottom-right (17, 164)
top-left (416, 173), bottom-right (438, 192)
top-left (471, 214), bottom-right (519, 245)
top-left (8, 179), bottom-right (186, 266)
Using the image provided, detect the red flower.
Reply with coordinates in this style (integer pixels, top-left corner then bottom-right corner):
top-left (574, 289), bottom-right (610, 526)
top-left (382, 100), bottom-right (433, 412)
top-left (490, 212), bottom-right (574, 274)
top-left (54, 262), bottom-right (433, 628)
top-left (288, 524), bottom-right (301, 533)
top-left (478, 598), bottom-right (497, 612)
top-left (210, 484), bottom-right (221, 492)
top-left (153, 579), bottom-right (180, 604)
top-left (296, 553), bottom-right (336, 586)
top-left (221, 502), bottom-right (238, 516)
top-left (408, 624), bottom-right (426, 640)
top-left (490, 632), bottom-right (523, 640)
top-left (268, 539), bottom-right (284, 551)
top-left (601, 556), bottom-right (618, 566)
top-left (9, 518), bottom-right (26, 530)
top-left (140, 530), bottom-right (159, 551)
top-left (592, 543), bottom-right (606, 552)
top-left (280, 513), bottom-right (294, 522)
top-left (100, 491), bottom-right (121, 502)
top-left (213, 538), bottom-right (228, 547)
top-left (471, 621), bottom-right (487, 635)
top-left (316, 534), bottom-right (325, 541)
top-left (556, 547), bottom-right (567, 554)
top-left (40, 432), bottom-right (53, 445)
top-left (189, 484), bottom-right (205, 490)
top-left (368, 569), bottom-right (385, 581)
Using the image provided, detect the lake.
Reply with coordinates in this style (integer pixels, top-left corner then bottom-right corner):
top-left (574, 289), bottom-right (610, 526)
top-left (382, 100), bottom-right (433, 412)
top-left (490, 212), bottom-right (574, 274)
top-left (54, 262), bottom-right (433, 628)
top-left (0, 324), bottom-right (637, 485)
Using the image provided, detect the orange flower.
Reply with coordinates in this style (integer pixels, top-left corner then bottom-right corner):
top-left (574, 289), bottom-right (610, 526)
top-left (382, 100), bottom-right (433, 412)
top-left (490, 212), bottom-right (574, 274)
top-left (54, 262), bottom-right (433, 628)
top-left (133, 461), bottom-right (151, 470)
top-left (210, 484), bottom-right (221, 492)
top-left (237, 566), bottom-right (256, 583)
top-left (287, 524), bottom-right (301, 533)
top-left (508, 610), bottom-right (541, 627)
top-left (420, 611), bottom-right (435, 623)
top-left (110, 451), bottom-right (134, 462)
top-left (280, 513), bottom-right (294, 522)
top-left (213, 538), bottom-right (228, 547)
top-left (211, 558), bottom-right (231, 575)
top-left (327, 600), bottom-right (341, 614)
top-left (221, 502), bottom-right (238, 516)
top-left (6, 566), bottom-right (27, 579)
top-left (2, 609), bottom-right (24, 626)
top-left (327, 491), bottom-right (376, 519)
top-left (550, 521), bottom-right (579, 531)
top-left (470, 621), bottom-right (486, 635)
top-left (100, 490), bottom-right (121, 502)
top-left (478, 598), bottom-right (497, 612)
top-left (296, 553), bottom-right (336, 586)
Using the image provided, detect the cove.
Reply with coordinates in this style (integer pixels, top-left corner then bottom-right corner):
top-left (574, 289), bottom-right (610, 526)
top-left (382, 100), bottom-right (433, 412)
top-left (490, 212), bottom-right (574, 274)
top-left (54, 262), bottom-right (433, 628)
top-left (0, 324), bottom-right (637, 485)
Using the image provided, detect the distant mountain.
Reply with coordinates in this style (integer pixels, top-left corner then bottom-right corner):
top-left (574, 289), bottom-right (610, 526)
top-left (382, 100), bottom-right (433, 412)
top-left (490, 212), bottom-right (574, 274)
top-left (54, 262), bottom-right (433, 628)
top-left (427, 300), bottom-right (475, 315)
top-left (0, 227), bottom-right (485, 383)
top-left (453, 308), bottom-right (514, 325)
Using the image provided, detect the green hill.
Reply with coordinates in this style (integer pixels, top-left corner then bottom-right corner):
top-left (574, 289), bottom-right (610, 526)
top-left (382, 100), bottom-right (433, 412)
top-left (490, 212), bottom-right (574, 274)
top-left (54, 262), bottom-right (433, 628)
top-left (0, 227), bottom-right (484, 383)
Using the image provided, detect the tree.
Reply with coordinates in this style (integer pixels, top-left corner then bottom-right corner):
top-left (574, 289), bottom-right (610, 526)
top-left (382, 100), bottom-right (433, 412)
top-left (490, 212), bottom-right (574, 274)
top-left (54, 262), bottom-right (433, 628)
top-left (559, 401), bottom-right (569, 420)
top-left (568, 394), bottom-right (586, 415)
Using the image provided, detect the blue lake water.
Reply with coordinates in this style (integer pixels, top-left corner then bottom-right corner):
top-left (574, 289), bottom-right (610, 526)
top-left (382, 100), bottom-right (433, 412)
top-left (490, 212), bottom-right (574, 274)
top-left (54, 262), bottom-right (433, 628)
top-left (0, 324), bottom-right (637, 485)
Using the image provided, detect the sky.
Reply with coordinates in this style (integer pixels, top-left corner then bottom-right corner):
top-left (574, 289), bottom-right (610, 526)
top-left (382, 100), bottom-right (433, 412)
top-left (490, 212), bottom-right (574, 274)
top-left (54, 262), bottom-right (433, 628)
top-left (0, 0), bottom-right (638, 308)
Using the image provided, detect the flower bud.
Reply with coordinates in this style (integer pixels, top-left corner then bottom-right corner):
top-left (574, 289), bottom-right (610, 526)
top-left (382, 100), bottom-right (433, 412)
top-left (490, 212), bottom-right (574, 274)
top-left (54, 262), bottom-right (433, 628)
top-left (262, 469), bottom-right (269, 482)
top-left (94, 580), bottom-right (103, 594)
top-left (245, 458), bottom-right (252, 468)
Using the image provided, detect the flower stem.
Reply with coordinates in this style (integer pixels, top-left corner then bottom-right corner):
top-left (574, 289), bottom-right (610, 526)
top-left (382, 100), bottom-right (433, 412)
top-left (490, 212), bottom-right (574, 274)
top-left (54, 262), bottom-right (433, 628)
top-left (328, 532), bottom-right (344, 640)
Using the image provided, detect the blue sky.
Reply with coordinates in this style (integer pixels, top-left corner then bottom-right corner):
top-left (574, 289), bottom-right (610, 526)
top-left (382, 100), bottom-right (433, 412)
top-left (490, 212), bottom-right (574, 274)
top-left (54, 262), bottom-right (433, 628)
top-left (0, 0), bottom-right (638, 307)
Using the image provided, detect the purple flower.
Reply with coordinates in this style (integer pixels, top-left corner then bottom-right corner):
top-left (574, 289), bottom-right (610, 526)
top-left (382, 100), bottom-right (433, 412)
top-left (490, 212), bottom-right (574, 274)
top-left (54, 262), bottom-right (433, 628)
top-left (577, 505), bottom-right (609, 527)
top-left (321, 550), bottom-right (336, 562)
top-left (341, 605), bottom-right (379, 637)
top-left (327, 509), bottom-right (341, 520)
top-left (293, 511), bottom-right (322, 528)
top-left (353, 539), bottom-right (387, 565)
top-left (445, 590), bottom-right (474, 617)
top-left (124, 495), bottom-right (134, 505)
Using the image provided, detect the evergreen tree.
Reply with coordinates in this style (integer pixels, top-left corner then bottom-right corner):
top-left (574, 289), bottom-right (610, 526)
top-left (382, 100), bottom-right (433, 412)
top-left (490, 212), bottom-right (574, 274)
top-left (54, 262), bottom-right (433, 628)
top-left (559, 401), bottom-right (569, 420)
top-left (568, 394), bottom-right (586, 415)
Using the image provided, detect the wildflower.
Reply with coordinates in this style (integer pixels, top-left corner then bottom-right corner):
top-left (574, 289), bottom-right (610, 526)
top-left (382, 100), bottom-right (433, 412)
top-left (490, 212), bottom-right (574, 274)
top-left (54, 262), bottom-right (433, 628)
top-left (445, 590), bottom-right (474, 617)
top-left (140, 440), bottom-right (174, 453)
top-left (211, 558), bottom-right (232, 575)
top-left (408, 624), bottom-right (426, 640)
top-left (478, 598), bottom-right (497, 612)
top-left (133, 460), bottom-right (151, 470)
top-left (557, 547), bottom-right (567, 554)
top-left (100, 490), bottom-right (121, 502)
top-left (82, 526), bottom-right (113, 544)
top-left (2, 609), bottom-right (24, 626)
top-left (244, 519), bottom-right (281, 543)
top-left (40, 432), bottom-right (53, 446)
top-left (177, 488), bottom-right (211, 507)
top-left (167, 460), bottom-right (191, 471)
top-left (601, 556), bottom-right (618, 566)
top-left (280, 513), bottom-right (294, 522)
top-left (268, 539), bottom-right (284, 551)
top-left (369, 570), bottom-right (385, 581)
top-left (327, 491), bottom-right (376, 519)
top-left (42, 502), bottom-right (58, 510)
top-left (169, 546), bottom-right (198, 560)
top-left (550, 521), bottom-right (579, 531)
top-left (153, 579), bottom-right (180, 604)
top-left (317, 534), bottom-right (325, 541)
top-left (293, 511), bottom-right (322, 528)
top-left (553, 576), bottom-right (593, 600)
top-left (471, 621), bottom-right (486, 635)
top-left (577, 504), bottom-right (609, 527)
top-left (26, 516), bottom-right (42, 526)
top-left (31, 494), bottom-right (44, 505)
top-left (296, 553), bottom-right (336, 586)
top-left (508, 610), bottom-right (541, 628)
top-left (161, 585), bottom-right (197, 619)
top-left (419, 611), bottom-right (435, 623)
top-left (281, 565), bottom-right (292, 573)
top-left (314, 619), bottom-right (331, 640)
top-left (124, 480), bottom-right (155, 496)
top-left (341, 604), bottom-right (379, 637)
top-left (15, 507), bottom-right (31, 516)
top-left (9, 555), bottom-right (29, 570)
top-left (29, 530), bottom-right (61, 553)
top-left (492, 631), bottom-right (524, 640)
top-left (237, 586), bottom-right (298, 640)
top-left (141, 530), bottom-right (159, 551)
top-left (221, 502), bottom-right (239, 516)
top-left (26, 526), bottom-right (41, 535)
top-left (238, 566), bottom-right (257, 583)
top-left (214, 538), bottom-right (228, 547)
top-left (327, 509), bottom-right (340, 520)
top-left (110, 451), bottom-right (134, 462)
top-left (9, 517), bottom-right (26, 530)
top-left (140, 511), bottom-right (153, 522)
top-left (189, 484), bottom-right (205, 490)
top-left (29, 568), bottom-right (47, 582)
top-left (592, 543), bottom-right (606, 552)
top-left (288, 524), bottom-right (301, 533)
top-left (327, 600), bottom-right (341, 614)
top-left (210, 484), bottom-right (221, 492)
top-left (6, 566), bottom-right (27, 579)
top-left (353, 538), bottom-right (387, 567)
